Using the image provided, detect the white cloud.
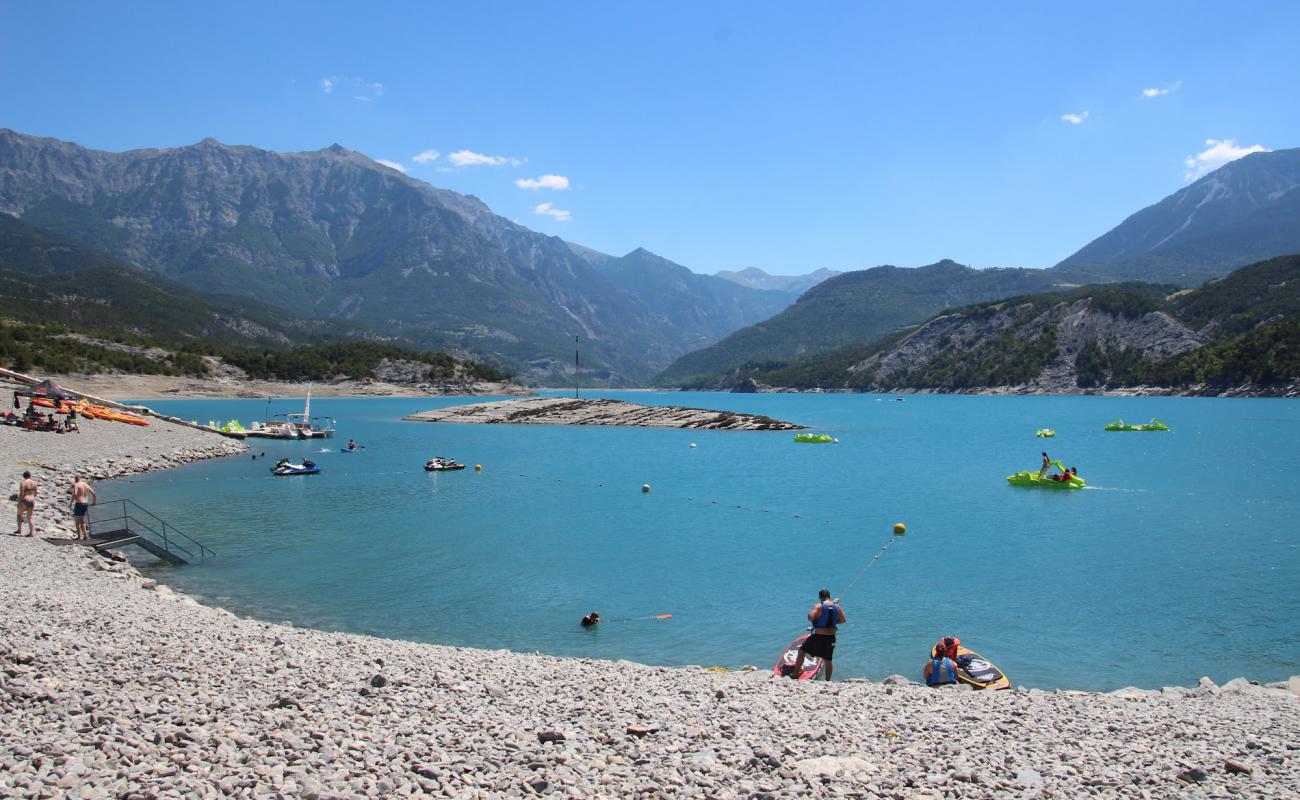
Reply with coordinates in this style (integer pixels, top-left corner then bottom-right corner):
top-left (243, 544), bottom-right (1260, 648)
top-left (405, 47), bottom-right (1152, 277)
top-left (412, 149), bottom-right (440, 164)
top-left (1142, 81), bottom-right (1181, 98)
top-left (1184, 138), bottom-right (1269, 181)
top-left (376, 159), bottom-right (407, 173)
top-left (531, 202), bottom-right (572, 222)
top-left (319, 75), bottom-right (383, 101)
top-left (1060, 111), bottom-right (1089, 125)
top-left (448, 149), bottom-right (525, 167)
top-left (516, 174), bottom-right (570, 191)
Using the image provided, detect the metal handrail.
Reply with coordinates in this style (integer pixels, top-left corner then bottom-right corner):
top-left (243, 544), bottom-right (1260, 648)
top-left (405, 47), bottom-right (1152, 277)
top-left (89, 499), bottom-right (217, 561)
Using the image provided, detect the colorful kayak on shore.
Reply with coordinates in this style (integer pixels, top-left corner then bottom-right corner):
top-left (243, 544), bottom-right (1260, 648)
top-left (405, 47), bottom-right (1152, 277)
top-left (773, 633), bottom-right (823, 680)
top-left (1105, 417), bottom-right (1169, 432)
top-left (32, 397), bottom-right (150, 426)
top-left (954, 646), bottom-right (1011, 690)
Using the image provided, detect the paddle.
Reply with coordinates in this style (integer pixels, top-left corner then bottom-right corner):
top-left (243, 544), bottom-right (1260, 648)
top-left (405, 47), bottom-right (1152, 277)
top-left (606, 613), bottom-right (673, 622)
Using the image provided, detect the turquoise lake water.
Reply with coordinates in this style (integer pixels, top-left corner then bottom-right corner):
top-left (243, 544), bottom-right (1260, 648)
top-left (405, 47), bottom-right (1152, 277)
top-left (100, 392), bottom-right (1299, 691)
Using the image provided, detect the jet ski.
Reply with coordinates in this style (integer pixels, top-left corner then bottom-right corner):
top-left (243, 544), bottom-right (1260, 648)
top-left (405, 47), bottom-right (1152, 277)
top-left (271, 458), bottom-right (320, 476)
top-left (424, 456), bottom-right (466, 472)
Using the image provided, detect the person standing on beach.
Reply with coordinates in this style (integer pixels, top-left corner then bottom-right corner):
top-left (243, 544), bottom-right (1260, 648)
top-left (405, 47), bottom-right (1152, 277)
top-left (15, 471), bottom-right (37, 537)
top-left (70, 476), bottom-right (96, 540)
top-left (790, 589), bottom-right (845, 681)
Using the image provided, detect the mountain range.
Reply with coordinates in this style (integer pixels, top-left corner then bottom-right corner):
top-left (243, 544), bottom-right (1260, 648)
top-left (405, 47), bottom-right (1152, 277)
top-left (1, 128), bottom-right (1297, 389)
top-left (0, 129), bottom-right (794, 385)
top-left (712, 266), bottom-right (841, 298)
top-left (658, 147), bottom-right (1300, 385)
top-left (655, 260), bottom-right (1067, 385)
top-left (1053, 147), bottom-right (1300, 285)
top-left (727, 255), bottom-right (1300, 395)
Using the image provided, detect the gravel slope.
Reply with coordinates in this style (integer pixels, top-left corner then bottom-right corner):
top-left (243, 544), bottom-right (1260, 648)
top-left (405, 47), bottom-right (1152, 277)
top-left (2, 398), bottom-right (1297, 798)
top-left (1, 535), bottom-right (1297, 798)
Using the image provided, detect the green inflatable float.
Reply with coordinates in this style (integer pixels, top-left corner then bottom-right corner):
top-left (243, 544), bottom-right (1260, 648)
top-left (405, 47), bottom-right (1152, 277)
top-left (1104, 418), bottom-right (1169, 432)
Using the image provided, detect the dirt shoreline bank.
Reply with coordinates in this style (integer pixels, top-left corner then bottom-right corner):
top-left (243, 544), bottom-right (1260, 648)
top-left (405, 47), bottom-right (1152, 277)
top-left (17, 372), bottom-right (532, 401)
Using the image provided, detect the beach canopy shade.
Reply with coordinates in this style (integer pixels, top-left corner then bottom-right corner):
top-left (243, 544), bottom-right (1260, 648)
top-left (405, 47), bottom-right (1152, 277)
top-left (14, 378), bottom-right (80, 407)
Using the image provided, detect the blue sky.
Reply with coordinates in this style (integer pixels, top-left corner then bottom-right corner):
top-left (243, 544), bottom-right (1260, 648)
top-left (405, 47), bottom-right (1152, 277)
top-left (2, 2), bottom-right (1297, 274)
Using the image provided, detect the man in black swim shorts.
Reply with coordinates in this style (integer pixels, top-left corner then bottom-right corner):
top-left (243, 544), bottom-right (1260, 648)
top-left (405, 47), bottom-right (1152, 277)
top-left (789, 588), bottom-right (845, 681)
top-left (70, 475), bottom-right (96, 540)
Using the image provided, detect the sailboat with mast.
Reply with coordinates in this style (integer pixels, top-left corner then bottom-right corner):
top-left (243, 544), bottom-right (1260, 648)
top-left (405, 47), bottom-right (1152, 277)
top-left (245, 386), bottom-right (336, 439)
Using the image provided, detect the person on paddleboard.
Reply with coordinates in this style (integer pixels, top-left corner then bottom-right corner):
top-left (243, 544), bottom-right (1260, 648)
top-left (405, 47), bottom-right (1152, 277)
top-left (790, 589), bottom-right (845, 681)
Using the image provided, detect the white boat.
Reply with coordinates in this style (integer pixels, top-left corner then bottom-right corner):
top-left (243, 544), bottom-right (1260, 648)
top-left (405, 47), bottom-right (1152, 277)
top-left (245, 387), bottom-right (334, 439)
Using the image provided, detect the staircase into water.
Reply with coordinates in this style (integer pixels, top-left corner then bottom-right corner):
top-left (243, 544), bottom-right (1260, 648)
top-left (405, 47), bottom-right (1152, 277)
top-left (81, 499), bottom-right (216, 565)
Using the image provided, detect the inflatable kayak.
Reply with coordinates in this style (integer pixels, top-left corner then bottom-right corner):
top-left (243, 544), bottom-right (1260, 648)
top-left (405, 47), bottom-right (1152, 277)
top-left (794, 433), bottom-right (836, 444)
top-left (1105, 417), bottom-right (1169, 432)
top-left (773, 633), bottom-right (823, 680)
top-left (1035, 428), bottom-right (1055, 438)
top-left (271, 458), bottom-right (320, 476)
top-left (1007, 470), bottom-right (1085, 489)
top-left (954, 646), bottom-right (1011, 690)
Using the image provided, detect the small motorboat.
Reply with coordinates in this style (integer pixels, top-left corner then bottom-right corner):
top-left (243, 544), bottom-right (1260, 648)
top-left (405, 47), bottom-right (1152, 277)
top-left (424, 456), bottom-right (466, 472)
top-left (271, 458), bottom-right (320, 476)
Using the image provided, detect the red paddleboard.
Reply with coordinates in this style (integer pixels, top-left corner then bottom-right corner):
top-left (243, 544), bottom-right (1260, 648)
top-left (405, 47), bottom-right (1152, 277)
top-left (773, 633), bottom-right (823, 680)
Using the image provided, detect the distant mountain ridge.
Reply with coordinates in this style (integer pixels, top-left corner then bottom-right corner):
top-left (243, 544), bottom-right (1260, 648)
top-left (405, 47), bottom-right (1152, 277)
top-left (713, 266), bottom-right (840, 297)
top-left (1054, 147), bottom-right (1300, 286)
top-left (0, 129), bottom-right (792, 385)
top-left (732, 255), bottom-right (1300, 395)
top-left (655, 259), bottom-right (1066, 385)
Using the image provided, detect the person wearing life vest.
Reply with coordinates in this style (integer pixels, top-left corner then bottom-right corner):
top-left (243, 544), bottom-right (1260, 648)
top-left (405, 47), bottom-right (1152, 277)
top-left (934, 635), bottom-right (960, 660)
top-left (789, 589), bottom-right (845, 681)
top-left (924, 642), bottom-right (961, 686)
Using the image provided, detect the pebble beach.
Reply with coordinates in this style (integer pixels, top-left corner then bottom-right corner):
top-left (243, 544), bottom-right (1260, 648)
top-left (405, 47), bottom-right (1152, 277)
top-left (4, 409), bottom-right (1299, 798)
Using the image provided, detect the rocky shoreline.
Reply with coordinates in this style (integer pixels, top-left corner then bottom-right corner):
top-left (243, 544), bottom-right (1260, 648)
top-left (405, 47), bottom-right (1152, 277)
top-left (404, 397), bottom-right (804, 430)
top-left (728, 379), bottom-right (1300, 398)
top-left (2, 532), bottom-right (1297, 798)
top-left (3, 409), bottom-right (1298, 798)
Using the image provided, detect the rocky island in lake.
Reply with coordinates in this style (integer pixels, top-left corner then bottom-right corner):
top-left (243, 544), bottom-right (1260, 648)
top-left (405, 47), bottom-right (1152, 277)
top-left (403, 396), bottom-right (804, 429)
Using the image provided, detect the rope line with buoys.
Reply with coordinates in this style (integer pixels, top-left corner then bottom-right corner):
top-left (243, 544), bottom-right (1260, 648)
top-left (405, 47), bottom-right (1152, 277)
top-left (105, 460), bottom-right (864, 529)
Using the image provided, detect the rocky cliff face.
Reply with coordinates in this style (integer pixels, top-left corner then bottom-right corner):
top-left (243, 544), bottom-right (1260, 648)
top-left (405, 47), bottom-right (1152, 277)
top-left (850, 297), bottom-right (1207, 393)
top-left (0, 130), bottom-right (786, 385)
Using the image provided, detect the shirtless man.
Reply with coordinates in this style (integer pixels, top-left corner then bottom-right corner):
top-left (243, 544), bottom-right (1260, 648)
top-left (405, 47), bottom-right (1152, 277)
top-left (70, 476), bottom-right (97, 540)
top-left (16, 471), bottom-right (37, 537)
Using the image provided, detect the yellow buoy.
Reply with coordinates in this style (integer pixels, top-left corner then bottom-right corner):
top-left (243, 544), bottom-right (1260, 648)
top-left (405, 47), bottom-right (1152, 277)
top-left (893, 522), bottom-right (906, 535)
top-left (475, 464), bottom-right (482, 472)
